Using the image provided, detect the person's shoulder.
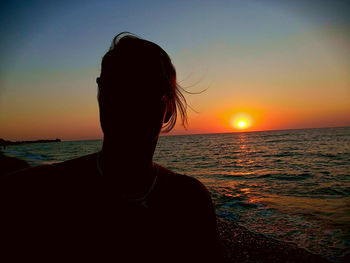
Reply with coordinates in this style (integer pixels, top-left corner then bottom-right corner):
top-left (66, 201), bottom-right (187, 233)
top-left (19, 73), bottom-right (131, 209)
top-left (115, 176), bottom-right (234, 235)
top-left (0, 164), bottom-right (54, 199)
top-left (51, 152), bottom-right (98, 173)
top-left (1, 163), bottom-right (53, 182)
top-left (46, 152), bottom-right (99, 183)
top-left (155, 163), bottom-right (212, 200)
top-left (2, 152), bottom-right (98, 183)
top-left (1, 153), bottom-right (100, 200)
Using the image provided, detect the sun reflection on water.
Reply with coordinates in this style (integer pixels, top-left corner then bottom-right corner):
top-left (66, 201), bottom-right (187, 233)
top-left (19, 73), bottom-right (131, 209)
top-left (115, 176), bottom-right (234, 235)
top-left (238, 133), bottom-right (247, 151)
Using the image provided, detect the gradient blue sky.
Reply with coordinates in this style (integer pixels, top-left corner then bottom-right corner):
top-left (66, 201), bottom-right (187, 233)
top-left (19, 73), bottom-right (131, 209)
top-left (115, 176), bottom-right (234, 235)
top-left (1, 0), bottom-right (349, 140)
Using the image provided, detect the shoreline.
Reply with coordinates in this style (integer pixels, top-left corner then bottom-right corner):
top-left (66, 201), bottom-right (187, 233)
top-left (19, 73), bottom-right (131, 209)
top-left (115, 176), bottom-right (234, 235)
top-left (0, 152), bottom-right (332, 262)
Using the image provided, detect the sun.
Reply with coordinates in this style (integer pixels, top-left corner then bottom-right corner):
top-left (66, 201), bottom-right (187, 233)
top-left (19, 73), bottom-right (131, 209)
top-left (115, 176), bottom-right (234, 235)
top-left (230, 113), bottom-right (252, 130)
top-left (237, 119), bottom-right (248, 128)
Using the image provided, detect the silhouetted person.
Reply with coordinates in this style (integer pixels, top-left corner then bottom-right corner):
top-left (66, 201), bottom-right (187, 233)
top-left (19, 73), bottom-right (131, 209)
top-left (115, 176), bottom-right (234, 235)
top-left (1, 33), bottom-right (223, 262)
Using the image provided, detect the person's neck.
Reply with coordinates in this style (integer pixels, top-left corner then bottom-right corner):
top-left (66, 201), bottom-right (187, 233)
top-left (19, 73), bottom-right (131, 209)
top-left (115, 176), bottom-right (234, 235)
top-left (98, 140), bottom-right (156, 196)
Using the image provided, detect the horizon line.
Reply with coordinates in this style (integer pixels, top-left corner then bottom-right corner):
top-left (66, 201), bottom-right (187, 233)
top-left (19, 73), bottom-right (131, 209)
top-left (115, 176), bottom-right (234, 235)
top-left (3, 125), bottom-right (349, 142)
top-left (62, 125), bottom-right (350, 142)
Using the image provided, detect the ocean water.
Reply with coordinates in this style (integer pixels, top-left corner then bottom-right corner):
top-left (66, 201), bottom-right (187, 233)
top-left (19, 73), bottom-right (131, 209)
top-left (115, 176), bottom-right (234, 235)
top-left (3, 127), bottom-right (350, 262)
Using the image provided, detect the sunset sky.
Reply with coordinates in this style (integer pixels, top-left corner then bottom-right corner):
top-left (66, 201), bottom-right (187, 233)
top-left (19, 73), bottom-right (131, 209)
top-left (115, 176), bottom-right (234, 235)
top-left (1, 0), bottom-right (349, 141)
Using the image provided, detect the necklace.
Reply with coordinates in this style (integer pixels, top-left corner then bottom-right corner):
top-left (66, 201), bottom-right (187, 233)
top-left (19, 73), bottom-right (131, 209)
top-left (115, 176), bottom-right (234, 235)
top-left (96, 152), bottom-right (158, 208)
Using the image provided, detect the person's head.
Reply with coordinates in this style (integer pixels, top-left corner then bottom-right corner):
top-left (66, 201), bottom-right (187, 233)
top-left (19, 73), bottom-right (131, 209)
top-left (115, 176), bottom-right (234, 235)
top-left (97, 32), bottom-right (187, 149)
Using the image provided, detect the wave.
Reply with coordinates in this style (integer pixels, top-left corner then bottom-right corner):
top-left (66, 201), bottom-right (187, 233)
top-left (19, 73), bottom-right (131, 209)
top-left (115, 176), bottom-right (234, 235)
top-left (310, 187), bottom-right (347, 197)
top-left (271, 173), bottom-right (313, 181)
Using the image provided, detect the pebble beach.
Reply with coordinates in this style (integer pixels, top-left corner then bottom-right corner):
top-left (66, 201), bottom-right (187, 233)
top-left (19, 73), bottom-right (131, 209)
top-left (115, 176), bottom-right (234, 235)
top-left (218, 217), bottom-right (331, 263)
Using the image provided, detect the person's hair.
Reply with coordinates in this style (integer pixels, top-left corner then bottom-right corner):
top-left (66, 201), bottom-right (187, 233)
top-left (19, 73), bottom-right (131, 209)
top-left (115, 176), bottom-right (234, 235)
top-left (97, 32), bottom-right (187, 132)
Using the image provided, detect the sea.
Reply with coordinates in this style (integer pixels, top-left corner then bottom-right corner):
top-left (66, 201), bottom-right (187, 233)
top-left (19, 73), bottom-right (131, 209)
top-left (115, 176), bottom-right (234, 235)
top-left (2, 127), bottom-right (350, 262)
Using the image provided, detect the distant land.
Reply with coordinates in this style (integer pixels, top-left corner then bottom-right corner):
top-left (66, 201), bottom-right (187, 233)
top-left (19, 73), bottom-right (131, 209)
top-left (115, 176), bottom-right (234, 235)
top-left (0, 138), bottom-right (61, 146)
